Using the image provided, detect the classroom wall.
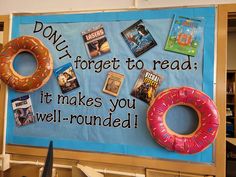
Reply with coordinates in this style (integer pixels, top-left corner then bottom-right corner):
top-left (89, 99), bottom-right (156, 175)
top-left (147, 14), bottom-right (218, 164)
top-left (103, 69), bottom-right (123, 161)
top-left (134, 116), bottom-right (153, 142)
top-left (227, 32), bottom-right (236, 70)
top-left (0, 2), bottom-right (232, 177)
top-left (0, 0), bottom-right (236, 15)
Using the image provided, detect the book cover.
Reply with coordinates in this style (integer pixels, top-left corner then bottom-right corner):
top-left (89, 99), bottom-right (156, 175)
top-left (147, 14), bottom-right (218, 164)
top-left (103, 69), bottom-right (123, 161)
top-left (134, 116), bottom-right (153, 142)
top-left (11, 95), bottom-right (35, 127)
top-left (54, 63), bottom-right (80, 94)
top-left (82, 25), bottom-right (111, 59)
top-left (131, 69), bottom-right (162, 104)
top-left (121, 20), bottom-right (157, 57)
top-left (103, 71), bottom-right (125, 97)
top-left (165, 15), bottom-right (203, 56)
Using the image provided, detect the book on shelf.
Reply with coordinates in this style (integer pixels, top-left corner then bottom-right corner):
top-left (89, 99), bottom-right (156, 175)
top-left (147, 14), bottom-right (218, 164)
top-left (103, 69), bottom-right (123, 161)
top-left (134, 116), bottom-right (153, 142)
top-left (227, 81), bottom-right (235, 94)
top-left (227, 108), bottom-right (233, 117)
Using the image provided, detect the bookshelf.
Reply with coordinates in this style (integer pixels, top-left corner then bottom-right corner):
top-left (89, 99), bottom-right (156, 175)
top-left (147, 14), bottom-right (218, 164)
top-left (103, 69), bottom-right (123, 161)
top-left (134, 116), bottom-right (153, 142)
top-left (227, 70), bottom-right (236, 137)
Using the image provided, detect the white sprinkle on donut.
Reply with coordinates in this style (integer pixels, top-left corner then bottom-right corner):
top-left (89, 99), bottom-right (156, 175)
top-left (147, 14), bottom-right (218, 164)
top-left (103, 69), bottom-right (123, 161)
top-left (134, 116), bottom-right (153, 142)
top-left (0, 36), bottom-right (53, 92)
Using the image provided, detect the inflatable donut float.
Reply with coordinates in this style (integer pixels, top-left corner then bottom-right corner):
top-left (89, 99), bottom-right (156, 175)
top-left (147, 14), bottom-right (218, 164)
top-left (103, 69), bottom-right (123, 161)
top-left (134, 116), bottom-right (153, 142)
top-left (0, 36), bottom-right (53, 92)
top-left (147, 87), bottom-right (219, 154)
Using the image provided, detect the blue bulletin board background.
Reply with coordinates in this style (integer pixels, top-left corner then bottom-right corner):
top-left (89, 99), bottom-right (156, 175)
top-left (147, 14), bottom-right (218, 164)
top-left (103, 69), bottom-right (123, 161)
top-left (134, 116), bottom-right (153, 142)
top-left (7, 7), bottom-right (215, 163)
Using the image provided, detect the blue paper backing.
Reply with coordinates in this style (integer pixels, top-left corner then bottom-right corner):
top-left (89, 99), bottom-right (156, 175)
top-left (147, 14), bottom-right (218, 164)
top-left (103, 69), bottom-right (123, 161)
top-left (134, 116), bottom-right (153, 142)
top-left (7, 7), bottom-right (215, 163)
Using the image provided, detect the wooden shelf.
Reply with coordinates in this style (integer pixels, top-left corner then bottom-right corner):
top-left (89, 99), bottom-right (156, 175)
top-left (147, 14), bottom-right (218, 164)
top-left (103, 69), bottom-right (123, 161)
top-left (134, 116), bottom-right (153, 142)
top-left (227, 138), bottom-right (236, 146)
top-left (227, 93), bottom-right (235, 95)
top-left (227, 70), bottom-right (236, 137)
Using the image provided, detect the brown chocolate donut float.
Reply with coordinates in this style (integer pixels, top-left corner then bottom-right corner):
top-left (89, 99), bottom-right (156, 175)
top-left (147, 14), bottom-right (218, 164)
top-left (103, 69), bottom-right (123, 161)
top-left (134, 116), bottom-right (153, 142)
top-left (0, 36), bottom-right (53, 92)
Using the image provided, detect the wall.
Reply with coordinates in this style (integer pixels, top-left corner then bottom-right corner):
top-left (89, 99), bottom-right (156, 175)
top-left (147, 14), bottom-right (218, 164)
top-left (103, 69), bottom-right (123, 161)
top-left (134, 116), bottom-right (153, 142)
top-left (227, 32), bottom-right (236, 70)
top-left (0, 0), bottom-right (236, 15)
top-left (0, 32), bottom-right (3, 43)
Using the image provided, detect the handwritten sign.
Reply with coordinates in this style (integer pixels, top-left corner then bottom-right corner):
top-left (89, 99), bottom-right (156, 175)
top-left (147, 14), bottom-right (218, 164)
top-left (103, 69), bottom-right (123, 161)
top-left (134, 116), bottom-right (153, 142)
top-left (7, 7), bottom-right (215, 163)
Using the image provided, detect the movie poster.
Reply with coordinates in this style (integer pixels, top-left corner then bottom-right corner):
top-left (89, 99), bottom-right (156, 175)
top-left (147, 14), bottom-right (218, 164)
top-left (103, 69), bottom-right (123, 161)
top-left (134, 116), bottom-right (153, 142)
top-left (165, 15), bottom-right (203, 56)
top-left (131, 69), bottom-right (162, 104)
top-left (103, 71), bottom-right (125, 96)
top-left (54, 63), bottom-right (80, 93)
top-left (82, 25), bottom-right (111, 59)
top-left (11, 95), bottom-right (35, 127)
top-left (121, 20), bottom-right (157, 57)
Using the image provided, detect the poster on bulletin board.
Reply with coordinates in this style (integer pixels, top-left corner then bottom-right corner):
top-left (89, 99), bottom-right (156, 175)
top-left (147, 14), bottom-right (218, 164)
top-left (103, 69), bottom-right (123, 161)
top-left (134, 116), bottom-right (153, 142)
top-left (6, 7), bottom-right (215, 163)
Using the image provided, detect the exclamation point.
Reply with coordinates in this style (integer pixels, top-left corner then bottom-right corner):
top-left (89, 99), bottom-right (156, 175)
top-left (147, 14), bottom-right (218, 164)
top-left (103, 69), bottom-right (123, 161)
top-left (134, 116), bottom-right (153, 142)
top-left (134, 115), bottom-right (138, 128)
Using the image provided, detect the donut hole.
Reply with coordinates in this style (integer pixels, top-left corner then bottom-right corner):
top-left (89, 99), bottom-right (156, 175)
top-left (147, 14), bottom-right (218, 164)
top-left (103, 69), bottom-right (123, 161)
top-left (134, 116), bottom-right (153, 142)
top-left (13, 52), bottom-right (37, 76)
top-left (165, 105), bottom-right (199, 135)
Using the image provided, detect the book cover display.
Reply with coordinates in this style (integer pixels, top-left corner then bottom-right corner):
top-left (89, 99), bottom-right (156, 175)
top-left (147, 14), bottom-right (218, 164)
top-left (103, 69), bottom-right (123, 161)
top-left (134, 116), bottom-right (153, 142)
top-left (11, 95), bottom-right (35, 127)
top-left (54, 63), bottom-right (80, 94)
top-left (103, 71), bottom-right (125, 96)
top-left (131, 69), bottom-right (162, 104)
top-left (82, 25), bottom-right (111, 59)
top-left (165, 16), bottom-right (203, 56)
top-left (7, 7), bottom-right (216, 162)
top-left (121, 20), bottom-right (157, 57)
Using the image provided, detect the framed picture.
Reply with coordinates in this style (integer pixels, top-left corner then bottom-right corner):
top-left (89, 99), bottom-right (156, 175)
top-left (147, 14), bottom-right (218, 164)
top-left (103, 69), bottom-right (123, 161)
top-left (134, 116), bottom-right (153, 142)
top-left (103, 71), bottom-right (125, 96)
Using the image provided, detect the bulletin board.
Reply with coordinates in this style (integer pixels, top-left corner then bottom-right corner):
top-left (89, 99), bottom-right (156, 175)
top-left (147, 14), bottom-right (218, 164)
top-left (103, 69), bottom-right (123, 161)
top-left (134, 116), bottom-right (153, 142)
top-left (6, 7), bottom-right (215, 163)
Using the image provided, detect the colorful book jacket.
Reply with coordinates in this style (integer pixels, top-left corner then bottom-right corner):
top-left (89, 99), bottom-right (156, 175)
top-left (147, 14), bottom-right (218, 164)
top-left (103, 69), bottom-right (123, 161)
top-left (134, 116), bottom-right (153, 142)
top-left (131, 69), bottom-right (162, 104)
top-left (165, 15), bottom-right (203, 56)
top-left (121, 20), bottom-right (157, 57)
top-left (103, 71), bottom-right (125, 97)
top-left (54, 63), bottom-right (80, 94)
top-left (11, 95), bottom-right (35, 127)
top-left (82, 25), bottom-right (111, 59)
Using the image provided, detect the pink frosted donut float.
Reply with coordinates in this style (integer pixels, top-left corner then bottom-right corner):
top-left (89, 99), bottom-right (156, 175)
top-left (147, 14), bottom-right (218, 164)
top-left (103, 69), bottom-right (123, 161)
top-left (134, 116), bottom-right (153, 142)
top-left (147, 87), bottom-right (220, 154)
